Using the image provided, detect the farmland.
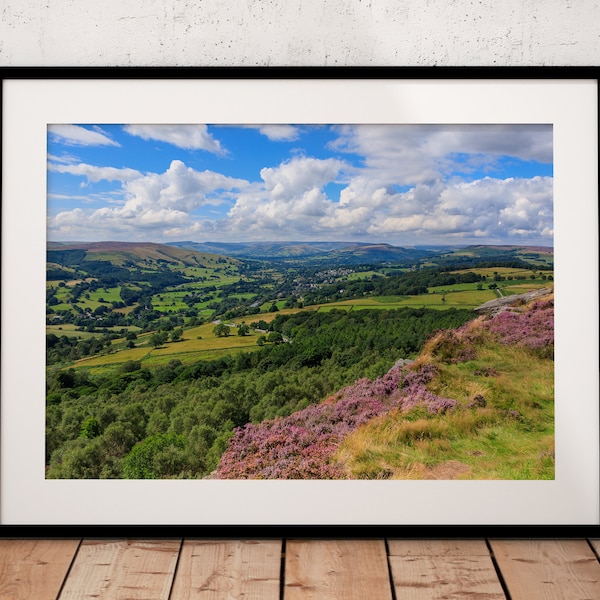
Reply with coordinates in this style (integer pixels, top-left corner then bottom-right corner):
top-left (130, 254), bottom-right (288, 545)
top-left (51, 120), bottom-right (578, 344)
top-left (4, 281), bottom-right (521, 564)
top-left (46, 241), bottom-right (554, 479)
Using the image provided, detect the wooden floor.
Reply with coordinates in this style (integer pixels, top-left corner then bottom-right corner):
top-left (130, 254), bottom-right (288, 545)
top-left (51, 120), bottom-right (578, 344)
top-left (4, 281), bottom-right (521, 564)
top-left (0, 538), bottom-right (599, 599)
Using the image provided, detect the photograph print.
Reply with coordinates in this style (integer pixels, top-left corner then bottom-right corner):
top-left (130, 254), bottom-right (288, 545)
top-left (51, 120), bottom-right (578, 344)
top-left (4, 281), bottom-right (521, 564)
top-left (45, 123), bottom-right (554, 481)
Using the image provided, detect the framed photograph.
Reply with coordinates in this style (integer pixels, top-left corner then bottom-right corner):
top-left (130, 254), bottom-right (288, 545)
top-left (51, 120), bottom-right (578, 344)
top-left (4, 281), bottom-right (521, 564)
top-left (1, 67), bottom-right (598, 533)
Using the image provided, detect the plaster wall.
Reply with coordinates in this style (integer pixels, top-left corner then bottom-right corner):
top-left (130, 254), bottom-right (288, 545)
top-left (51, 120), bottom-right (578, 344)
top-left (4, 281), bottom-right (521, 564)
top-left (1, 1), bottom-right (599, 66)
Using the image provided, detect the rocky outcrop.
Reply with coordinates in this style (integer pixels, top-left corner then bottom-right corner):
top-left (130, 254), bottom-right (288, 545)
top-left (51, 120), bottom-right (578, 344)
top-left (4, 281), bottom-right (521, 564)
top-left (474, 287), bottom-right (552, 316)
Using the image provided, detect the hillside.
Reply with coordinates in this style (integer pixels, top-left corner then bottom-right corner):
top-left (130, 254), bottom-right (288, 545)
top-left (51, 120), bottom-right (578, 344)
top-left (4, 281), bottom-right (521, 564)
top-left (47, 240), bottom-right (239, 269)
top-left (167, 240), bottom-right (434, 264)
top-left (214, 294), bottom-right (554, 480)
top-left (166, 240), bottom-right (553, 270)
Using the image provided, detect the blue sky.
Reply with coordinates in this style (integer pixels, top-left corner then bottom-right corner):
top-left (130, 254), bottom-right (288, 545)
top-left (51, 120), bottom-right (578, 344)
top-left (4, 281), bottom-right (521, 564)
top-left (47, 123), bottom-right (553, 246)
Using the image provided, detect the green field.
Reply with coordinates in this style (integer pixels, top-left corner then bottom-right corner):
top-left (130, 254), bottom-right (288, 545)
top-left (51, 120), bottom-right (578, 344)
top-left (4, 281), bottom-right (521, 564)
top-left (150, 290), bottom-right (190, 312)
top-left (47, 242), bottom-right (554, 378)
top-left (451, 266), bottom-right (553, 279)
top-left (51, 276), bottom-right (554, 373)
top-left (47, 324), bottom-right (110, 340)
top-left (46, 323), bottom-right (142, 339)
top-left (72, 321), bottom-right (263, 370)
top-left (346, 270), bottom-right (383, 281)
top-left (320, 289), bottom-right (499, 311)
top-left (59, 283), bottom-right (520, 370)
top-left (87, 287), bottom-right (123, 303)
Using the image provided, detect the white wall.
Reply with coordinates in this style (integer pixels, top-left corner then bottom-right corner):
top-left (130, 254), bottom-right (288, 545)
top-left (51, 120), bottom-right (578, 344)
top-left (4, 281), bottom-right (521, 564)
top-left (1, 0), bottom-right (599, 66)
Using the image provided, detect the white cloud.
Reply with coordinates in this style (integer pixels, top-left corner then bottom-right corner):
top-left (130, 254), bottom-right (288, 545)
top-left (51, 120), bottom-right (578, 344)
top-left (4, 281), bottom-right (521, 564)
top-left (366, 176), bottom-right (553, 243)
top-left (47, 193), bottom-right (98, 203)
top-left (260, 156), bottom-right (347, 200)
top-left (253, 125), bottom-right (301, 141)
top-left (233, 125), bottom-right (301, 141)
top-left (318, 206), bottom-right (372, 231)
top-left (123, 124), bottom-right (225, 154)
top-left (225, 157), bottom-right (349, 237)
top-left (47, 153), bottom-right (80, 165)
top-left (120, 159), bottom-right (247, 214)
top-left (48, 125), bottom-right (120, 147)
top-left (48, 162), bottom-right (142, 183)
top-left (331, 124), bottom-right (552, 189)
top-left (47, 124), bottom-right (553, 246)
top-left (48, 160), bottom-right (248, 240)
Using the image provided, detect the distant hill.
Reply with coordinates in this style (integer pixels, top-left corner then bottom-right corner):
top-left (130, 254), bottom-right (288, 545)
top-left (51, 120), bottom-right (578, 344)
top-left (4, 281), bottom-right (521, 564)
top-left (443, 244), bottom-right (553, 262)
top-left (167, 240), bottom-right (553, 268)
top-left (167, 240), bottom-right (434, 264)
top-left (47, 241), bottom-right (240, 269)
top-left (48, 240), bottom-right (553, 270)
top-left (449, 244), bottom-right (553, 256)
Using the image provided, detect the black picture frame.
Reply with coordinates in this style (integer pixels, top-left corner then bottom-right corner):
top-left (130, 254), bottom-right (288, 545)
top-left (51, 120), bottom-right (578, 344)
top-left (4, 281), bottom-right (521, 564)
top-left (1, 66), bottom-right (598, 538)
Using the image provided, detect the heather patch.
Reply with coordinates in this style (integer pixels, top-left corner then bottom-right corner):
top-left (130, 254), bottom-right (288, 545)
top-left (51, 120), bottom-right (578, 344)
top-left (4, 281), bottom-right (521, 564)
top-left (215, 362), bottom-right (457, 479)
top-left (483, 300), bottom-right (554, 357)
top-left (426, 329), bottom-right (478, 363)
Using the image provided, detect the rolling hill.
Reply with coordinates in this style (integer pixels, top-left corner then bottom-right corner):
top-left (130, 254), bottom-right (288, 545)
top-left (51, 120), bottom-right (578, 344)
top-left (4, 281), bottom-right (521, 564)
top-left (47, 241), bottom-right (240, 269)
top-left (166, 240), bottom-right (435, 264)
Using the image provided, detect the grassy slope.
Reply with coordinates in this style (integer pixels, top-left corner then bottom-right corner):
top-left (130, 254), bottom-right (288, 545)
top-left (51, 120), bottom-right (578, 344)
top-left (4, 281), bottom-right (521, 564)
top-left (335, 304), bottom-right (554, 480)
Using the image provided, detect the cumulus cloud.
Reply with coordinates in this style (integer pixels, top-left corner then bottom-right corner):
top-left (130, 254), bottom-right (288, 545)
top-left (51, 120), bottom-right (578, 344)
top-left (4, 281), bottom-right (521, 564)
top-left (123, 124), bottom-right (225, 154)
top-left (260, 156), bottom-right (347, 199)
top-left (47, 124), bottom-right (553, 245)
top-left (48, 125), bottom-right (120, 147)
top-left (121, 160), bottom-right (246, 213)
top-left (48, 162), bottom-right (142, 183)
top-left (331, 124), bottom-right (552, 188)
top-left (225, 156), bottom-right (350, 237)
top-left (250, 125), bottom-right (301, 141)
top-left (367, 176), bottom-right (553, 243)
top-left (48, 159), bottom-right (248, 240)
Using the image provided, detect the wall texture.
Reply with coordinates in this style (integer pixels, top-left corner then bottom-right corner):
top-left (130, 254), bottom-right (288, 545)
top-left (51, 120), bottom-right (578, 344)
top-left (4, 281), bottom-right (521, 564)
top-left (1, 0), bottom-right (599, 66)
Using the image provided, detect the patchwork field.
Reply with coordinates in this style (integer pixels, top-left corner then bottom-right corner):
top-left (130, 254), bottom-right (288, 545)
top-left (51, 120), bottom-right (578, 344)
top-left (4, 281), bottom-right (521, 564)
top-left (72, 321), bottom-right (263, 370)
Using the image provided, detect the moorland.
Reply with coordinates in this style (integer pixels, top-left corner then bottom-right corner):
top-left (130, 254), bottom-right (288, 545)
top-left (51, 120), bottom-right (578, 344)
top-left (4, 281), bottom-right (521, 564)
top-left (46, 241), bottom-right (554, 479)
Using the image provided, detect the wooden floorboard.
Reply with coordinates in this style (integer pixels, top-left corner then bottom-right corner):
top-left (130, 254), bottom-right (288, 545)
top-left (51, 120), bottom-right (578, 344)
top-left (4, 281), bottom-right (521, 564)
top-left (388, 539), bottom-right (505, 599)
top-left (0, 538), bottom-right (599, 599)
top-left (169, 539), bottom-right (281, 599)
top-left (489, 539), bottom-right (600, 600)
top-left (285, 539), bottom-right (391, 599)
top-left (57, 539), bottom-right (181, 600)
top-left (0, 539), bottom-right (80, 600)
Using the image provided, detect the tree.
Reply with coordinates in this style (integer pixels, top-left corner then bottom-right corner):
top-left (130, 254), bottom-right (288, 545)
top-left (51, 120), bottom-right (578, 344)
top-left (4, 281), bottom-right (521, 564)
top-left (121, 433), bottom-right (186, 479)
top-left (170, 328), bottom-right (183, 342)
top-left (237, 323), bottom-right (250, 337)
top-left (150, 331), bottom-right (168, 348)
top-left (213, 323), bottom-right (230, 338)
top-left (267, 331), bottom-right (284, 345)
top-left (80, 417), bottom-right (101, 439)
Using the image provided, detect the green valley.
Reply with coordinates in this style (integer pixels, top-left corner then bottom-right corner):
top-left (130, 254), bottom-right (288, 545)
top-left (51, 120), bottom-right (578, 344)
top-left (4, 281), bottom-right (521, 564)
top-left (46, 240), bottom-right (554, 480)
